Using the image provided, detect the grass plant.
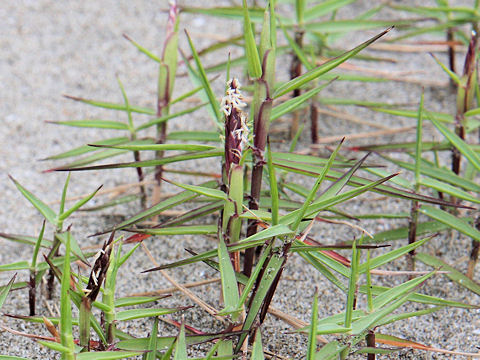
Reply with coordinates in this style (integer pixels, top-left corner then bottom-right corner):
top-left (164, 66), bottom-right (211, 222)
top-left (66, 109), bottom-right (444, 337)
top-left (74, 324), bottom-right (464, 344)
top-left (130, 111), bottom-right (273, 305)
top-left (3, 1), bottom-right (480, 359)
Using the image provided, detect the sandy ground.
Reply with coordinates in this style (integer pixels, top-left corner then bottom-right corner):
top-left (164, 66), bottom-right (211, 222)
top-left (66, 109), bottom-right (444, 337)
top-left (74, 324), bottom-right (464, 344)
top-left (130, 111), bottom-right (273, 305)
top-left (1, 1), bottom-right (480, 359)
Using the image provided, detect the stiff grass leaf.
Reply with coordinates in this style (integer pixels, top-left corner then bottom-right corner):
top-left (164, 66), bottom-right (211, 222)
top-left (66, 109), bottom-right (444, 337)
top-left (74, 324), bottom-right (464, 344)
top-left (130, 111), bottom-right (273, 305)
top-left (9, 176), bottom-right (57, 225)
top-left (416, 253), bottom-right (480, 295)
top-left (273, 27), bottom-right (393, 98)
top-left (217, 238), bottom-right (240, 319)
top-left (173, 323), bottom-right (187, 360)
top-left (0, 274), bottom-right (16, 309)
top-left (419, 205), bottom-right (480, 242)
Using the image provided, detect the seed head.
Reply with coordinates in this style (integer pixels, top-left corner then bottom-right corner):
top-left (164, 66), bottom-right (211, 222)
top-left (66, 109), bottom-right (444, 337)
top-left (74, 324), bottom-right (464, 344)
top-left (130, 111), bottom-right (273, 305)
top-left (221, 78), bottom-right (250, 172)
top-left (166, 1), bottom-right (178, 37)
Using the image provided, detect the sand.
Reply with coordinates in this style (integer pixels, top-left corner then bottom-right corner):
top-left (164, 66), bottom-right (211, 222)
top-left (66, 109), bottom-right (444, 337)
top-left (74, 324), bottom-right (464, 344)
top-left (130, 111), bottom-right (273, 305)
top-left (1, 0), bottom-right (479, 359)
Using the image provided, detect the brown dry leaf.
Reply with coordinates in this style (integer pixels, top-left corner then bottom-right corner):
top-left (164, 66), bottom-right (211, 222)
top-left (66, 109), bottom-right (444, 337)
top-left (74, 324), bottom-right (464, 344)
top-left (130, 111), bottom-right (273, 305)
top-left (376, 333), bottom-right (480, 357)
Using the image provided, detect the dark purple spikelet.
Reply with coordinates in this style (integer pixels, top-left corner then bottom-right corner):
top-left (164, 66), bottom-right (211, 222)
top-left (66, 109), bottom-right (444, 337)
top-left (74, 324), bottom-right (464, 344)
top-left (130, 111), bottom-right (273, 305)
top-left (221, 78), bottom-right (249, 174)
top-left (458, 31), bottom-right (478, 114)
top-left (84, 232), bottom-right (115, 302)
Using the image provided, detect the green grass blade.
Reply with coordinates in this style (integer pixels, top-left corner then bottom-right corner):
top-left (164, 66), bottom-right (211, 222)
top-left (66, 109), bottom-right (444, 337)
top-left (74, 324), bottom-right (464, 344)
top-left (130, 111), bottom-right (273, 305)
top-left (47, 148), bottom-right (130, 171)
top-left (79, 194), bottom-right (138, 212)
top-left (185, 31), bottom-right (222, 126)
top-left (274, 156), bottom-right (464, 206)
top-left (115, 308), bottom-right (184, 322)
top-left (304, 19), bottom-right (404, 33)
top-left (351, 293), bottom-right (410, 335)
top-left (174, 323), bottom-right (187, 360)
top-left (307, 292), bottom-right (318, 360)
top-left (123, 33), bottom-right (161, 62)
top-left (59, 185), bottom-right (102, 221)
top-left (281, 173), bottom-right (399, 227)
top-left (345, 241), bottom-right (358, 330)
top-left (419, 205), bottom-right (480, 241)
top-left (0, 232), bottom-right (52, 247)
top-left (204, 340), bottom-right (223, 360)
top-left (76, 352), bottom-right (144, 360)
top-left (129, 225), bottom-right (217, 236)
top-left (31, 221), bottom-right (46, 270)
top-left (98, 181), bottom-right (217, 233)
top-left (64, 95), bottom-right (155, 115)
top-left (35, 251), bottom-right (95, 273)
top-left (0, 274), bottom-right (16, 309)
top-left (317, 152), bottom-right (369, 201)
top-left (181, 6), bottom-right (265, 21)
top-left (430, 53), bottom-right (461, 85)
top-left (358, 284), bottom-right (477, 308)
top-left (369, 106), bottom-right (453, 123)
top-left (243, 0), bottom-right (262, 78)
top-left (217, 238), bottom-right (240, 319)
top-left (420, 177), bottom-right (480, 204)
top-left (304, 0), bottom-right (356, 21)
top-left (160, 341), bottom-right (175, 360)
top-left (144, 317), bottom-right (159, 360)
top-left (252, 331), bottom-right (265, 360)
top-left (259, 4), bottom-right (273, 59)
top-left (358, 236), bottom-right (432, 273)
top-left (160, 9), bottom-right (179, 103)
top-left (164, 180), bottom-right (227, 200)
top-left (371, 271), bottom-right (435, 310)
top-left (414, 92), bottom-right (424, 187)
top-left (235, 253), bottom-right (285, 353)
top-left (230, 243), bottom-right (273, 314)
top-left (267, 142), bottom-right (279, 225)
top-left (48, 120), bottom-right (130, 130)
top-left (216, 339), bottom-right (233, 358)
top-left (384, 155), bottom-right (480, 193)
top-left (9, 176), bottom-right (57, 225)
top-left (272, 151), bottom-right (355, 167)
top-left (366, 251), bottom-right (373, 312)
top-left (300, 252), bottom-right (347, 291)
top-left (0, 261), bottom-right (31, 272)
top-left (135, 103), bottom-right (206, 131)
top-left (416, 253), bottom-right (480, 295)
top-left (270, 82), bottom-right (332, 122)
top-left (362, 167), bottom-right (413, 190)
top-left (428, 113), bottom-right (480, 171)
top-left (59, 173), bottom-right (71, 216)
top-left (116, 332), bottom-right (238, 352)
top-left (114, 296), bottom-right (164, 308)
top-left (36, 341), bottom-right (72, 353)
top-left (280, 21), bottom-right (312, 70)
top-left (289, 121), bottom-right (304, 152)
top-left (268, 0), bottom-right (276, 50)
top-left (146, 201), bottom-right (223, 229)
top-left (291, 140), bottom-right (344, 232)
top-left (55, 232), bottom-right (88, 265)
top-left (314, 324), bottom-right (351, 335)
top-left (167, 131), bottom-right (221, 142)
top-left (59, 232), bottom-right (75, 360)
top-left (53, 149), bottom-right (223, 171)
top-left (143, 224), bottom-right (293, 272)
top-left (171, 85), bottom-right (203, 105)
top-left (117, 77), bottom-right (134, 132)
top-left (377, 306), bottom-right (444, 327)
top-left (296, 0), bottom-right (305, 24)
top-left (44, 137), bottom-right (130, 160)
top-left (92, 143), bottom-right (216, 152)
top-left (273, 27), bottom-right (392, 98)
top-left (314, 341), bottom-right (344, 359)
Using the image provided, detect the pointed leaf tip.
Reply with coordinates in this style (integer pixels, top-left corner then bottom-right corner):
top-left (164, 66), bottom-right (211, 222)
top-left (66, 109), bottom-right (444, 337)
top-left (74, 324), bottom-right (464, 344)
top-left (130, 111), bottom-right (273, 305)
top-left (63, 94), bottom-right (82, 101)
